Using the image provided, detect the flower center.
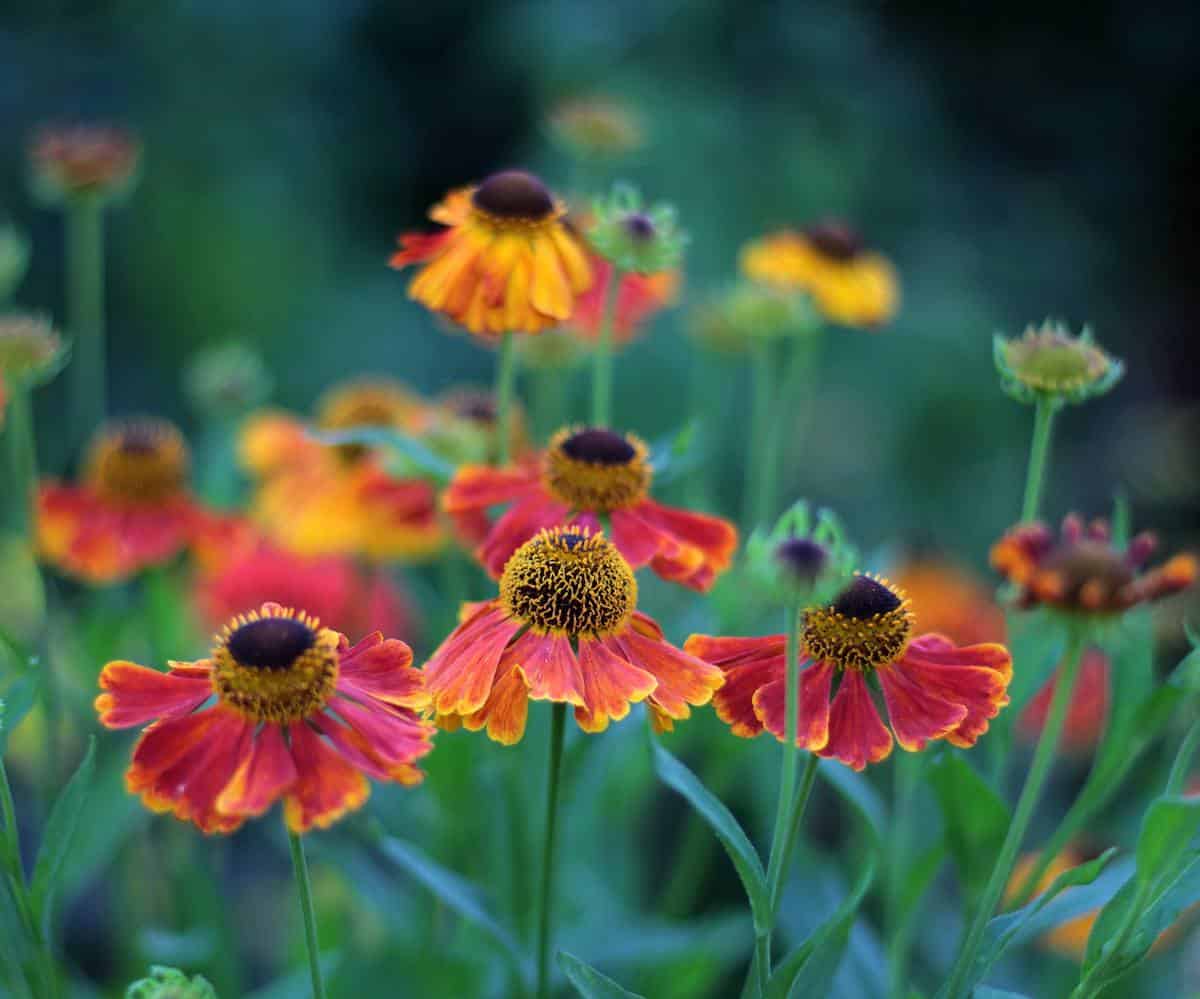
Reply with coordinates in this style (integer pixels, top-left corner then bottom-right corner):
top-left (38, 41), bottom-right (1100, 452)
top-left (1041, 540), bottom-right (1134, 599)
top-left (86, 421), bottom-right (188, 506)
top-left (775, 537), bottom-right (829, 582)
top-left (472, 170), bottom-right (555, 222)
top-left (211, 607), bottom-right (339, 723)
top-left (1007, 334), bottom-right (1109, 390)
top-left (542, 427), bottom-right (651, 512)
top-left (803, 574), bottom-right (913, 671)
top-left (499, 527), bottom-right (637, 637)
top-left (623, 213), bottom-right (656, 241)
top-left (804, 221), bottom-right (862, 262)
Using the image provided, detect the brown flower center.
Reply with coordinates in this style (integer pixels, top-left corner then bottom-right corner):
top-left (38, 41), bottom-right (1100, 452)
top-left (543, 426), bottom-right (651, 512)
top-left (86, 421), bottom-right (188, 506)
top-left (805, 221), bottom-right (862, 262)
top-left (803, 575), bottom-right (913, 671)
top-left (473, 170), bottom-right (555, 220)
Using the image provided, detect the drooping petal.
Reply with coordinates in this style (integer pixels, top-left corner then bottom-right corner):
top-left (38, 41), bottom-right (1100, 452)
top-left (877, 660), bottom-right (969, 752)
top-left (337, 633), bottom-right (428, 711)
top-left (422, 602), bottom-right (521, 716)
top-left (574, 637), bottom-right (657, 733)
top-left (283, 722), bottom-right (370, 834)
top-left (529, 231), bottom-right (573, 320)
top-left (442, 463), bottom-right (539, 519)
top-left (95, 660), bottom-right (212, 728)
top-left (214, 724), bottom-right (298, 819)
top-left (611, 628), bottom-right (724, 723)
top-left (327, 696), bottom-right (434, 770)
top-left (476, 492), bottom-right (570, 579)
top-left (683, 633), bottom-right (786, 668)
top-left (463, 666), bottom-right (531, 745)
top-left (818, 671), bottom-right (893, 771)
top-left (906, 633), bottom-right (1014, 682)
top-left (505, 630), bottom-right (585, 706)
top-left (632, 498), bottom-right (738, 591)
top-left (752, 660), bottom-right (835, 751)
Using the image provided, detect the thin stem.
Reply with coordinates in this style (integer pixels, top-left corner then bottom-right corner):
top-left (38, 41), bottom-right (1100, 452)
top-left (771, 752), bottom-right (819, 915)
top-left (590, 269), bottom-right (621, 427)
top-left (943, 623), bottom-right (1089, 998)
top-left (743, 342), bottom-right (774, 529)
top-left (1166, 717), bottom-right (1200, 795)
top-left (535, 703), bottom-right (567, 999)
top-left (288, 832), bottom-right (327, 999)
top-left (753, 933), bottom-right (770, 996)
top-left (758, 334), bottom-right (821, 529)
top-left (0, 758), bottom-right (24, 880)
top-left (66, 195), bottom-right (106, 458)
top-left (2, 383), bottom-right (37, 534)
top-left (495, 331), bottom-right (519, 466)
top-left (764, 600), bottom-right (806, 915)
top-left (1020, 399), bottom-right (1057, 522)
top-left (886, 752), bottom-right (924, 998)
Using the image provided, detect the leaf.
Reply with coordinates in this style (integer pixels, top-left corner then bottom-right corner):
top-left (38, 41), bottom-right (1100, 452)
top-left (816, 759), bottom-right (887, 846)
top-left (374, 834), bottom-right (528, 979)
top-left (930, 753), bottom-right (1010, 906)
top-left (0, 674), bottom-right (40, 755)
top-left (557, 951), bottom-right (646, 999)
top-left (309, 427), bottom-right (454, 483)
top-left (974, 989), bottom-right (1032, 999)
top-left (29, 737), bottom-right (95, 933)
top-left (1134, 797), bottom-right (1200, 896)
top-left (766, 852), bottom-right (876, 999)
top-left (652, 741), bottom-right (769, 932)
top-left (1004, 609), bottom-right (1066, 714)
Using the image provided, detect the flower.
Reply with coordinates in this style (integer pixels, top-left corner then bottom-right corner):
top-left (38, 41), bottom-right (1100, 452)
top-left (183, 342), bottom-right (274, 417)
top-left (424, 527), bottom-right (723, 742)
top-left (568, 258), bottom-right (679, 346)
top-left (422, 386), bottom-right (529, 466)
top-left (994, 321), bottom-right (1123, 407)
top-left (37, 420), bottom-right (202, 584)
top-left (687, 574), bottom-right (1012, 770)
top-left (548, 97), bottom-right (643, 160)
top-left (28, 124), bottom-right (141, 204)
top-left (96, 602), bottom-right (434, 834)
top-left (1019, 647), bottom-right (1110, 753)
top-left (743, 500), bottom-right (857, 605)
top-left (0, 313), bottom-right (68, 389)
top-left (891, 553), bottom-right (1006, 646)
top-left (389, 170), bottom-right (592, 337)
top-left (686, 283), bottom-right (817, 354)
top-left (739, 222), bottom-right (899, 328)
top-left (991, 514), bottom-right (1196, 614)
top-left (443, 426), bottom-right (738, 591)
top-left (125, 966), bottom-right (217, 999)
top-left (587, 183), bottom-right (685, 276)
top-left (195, 541), bottom-right (417, 647)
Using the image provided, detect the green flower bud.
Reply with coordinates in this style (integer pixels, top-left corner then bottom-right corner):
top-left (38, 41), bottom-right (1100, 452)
top-left (994, 320), bottom-right (1123, 407)
top-left (587, 183), bottom-right (685, 275)
top-left (745, 500), bottom-right (857, 606)
top-left (125, 966), bottom-right (217, 999)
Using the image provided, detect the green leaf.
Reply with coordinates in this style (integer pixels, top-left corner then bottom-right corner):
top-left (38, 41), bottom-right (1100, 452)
top-left (1134, 796), bottom-right (1200, 895)
top-left (816, 760), bottom-right (886, 846)
top-left (29, 737), bottom-right (96, 934)
top-left (652, 741), bottom-right (769, 932)
top-left (930, 753), bottom-right (1010, 906)
top-left (557, 951), bottom-right (646, 999)
top-left (0, 674), bottom-right (40, 755)
top-left (974, 989), bottom-right (1032, 999)
top-left (766, 853), bottom-right (876, 999)
top-left (1004, 609), bottom-right (1066, 714)
top-left (309, 427), bottom-right (454, 483)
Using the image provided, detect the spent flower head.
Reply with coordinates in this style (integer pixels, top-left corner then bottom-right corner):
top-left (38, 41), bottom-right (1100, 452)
top-left (745, 500), bottom-right (857, 606)
top-left (183, 342), bottom-right (273, 417)
top-left (587, 183), bottom-right (685, 275)
top-left (125, 966), bottom-right (217, 999)
top-left (549, 97), bottom-right (643, 160)
top-left (0, 313), bottom-right (68, 388)
top-left (994, 320), bottom-right (1123, 407)
top-left (0, 223), bottom-right (30, 301)
top-left (29, 124), bottom-right (142, 205)
top-left (687, 282), bottom-right (818, 353)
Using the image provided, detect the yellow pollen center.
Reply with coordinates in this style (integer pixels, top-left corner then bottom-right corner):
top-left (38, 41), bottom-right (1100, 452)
top-left (499, 527), bottom-right (637, 637)
top-left (802, 575), bottom-right (913, 671)
top-left (85, 422), bottom-right (188, 506)
top-left (542, 427), bottom-right (651, 513)
top-left (210, 608), bottom-right (339, 723)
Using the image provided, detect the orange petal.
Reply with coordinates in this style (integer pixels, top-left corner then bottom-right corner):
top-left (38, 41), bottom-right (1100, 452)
top-left (283, 722), bottom-right (370, 834)
top-left (215, 724), bottom-right (298, 819)
top-left (422, 603), bottom-right (521, 716)
top-left (573, 637), bottom-right (657, 733)
top-left (96, 660), bottom-right (212, 729)
top-left (463, 666), bottom-right (530, 745)
top-left (751, 660), bottom-right (834, 750)
top-left (507, 630), bottom-right (586, 706)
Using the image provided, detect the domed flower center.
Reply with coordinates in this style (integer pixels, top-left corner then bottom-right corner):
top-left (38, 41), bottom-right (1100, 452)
top-left (473, 170), bottom-right (555, 222)
top-left (805, 221), bottom-right (862, 262)
top-left (499, 527), bottom-right (637, 637)
top-left (803, 574), bottom-right (913, 671)
top-left (623, 213), bottom-right (656, 241)
top-left (775, 537), bottom-right (829, 582)
top-left (1006, 333), bottom-right (1110, 390)
top-left (1042, 540), bottom-right (1134, 597)
top-left (211, 607), bottom-right (339, 723)
top-left (543, 426), bottom-right (651, 512)
top-left (86, 421), bottom-right (188, 506)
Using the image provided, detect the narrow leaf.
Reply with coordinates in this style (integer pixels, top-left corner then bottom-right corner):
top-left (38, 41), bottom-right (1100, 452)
top-left (309, 427), bottom-right (454, 483)
top-left (0, 676), bottom-right (40, 755)
top-left (557, 951), bottom-right (646, 999)
top-left (29, 737), bottom-right (95, 932)
top-left (1134, 797), bottom-right (1200, 895)
top-left (930, 753), bottom-right (1010, 906)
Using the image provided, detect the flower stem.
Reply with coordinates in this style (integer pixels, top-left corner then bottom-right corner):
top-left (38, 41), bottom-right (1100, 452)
top-left (1020, 398), bottom-right (1057, 522)
top-left (535, 702), bottom-right (567, 999)
top-left (2, 383), bottom-right (37, 534)
top-left (942, 622), bottom-right (1088, 998)
top-left (590, 268), bottom-right (621, 427)
top-left (66, 195), bottom-right (106, 460)
top-left (288, 832), bottom-right (327, 999)
top-left (495, 331), bottom-right (519, 466)
top-left (743, 341), bottom-right (774, 529)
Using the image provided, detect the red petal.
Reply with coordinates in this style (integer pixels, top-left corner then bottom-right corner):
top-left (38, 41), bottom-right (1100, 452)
top-left (684, 633), bottom-right (786, 668)
top-left (907, 634), bottom-right (1013, 682)
top-left (1020, 648), bottom-right (1110, 751)
top-left (877, 660), bottom-right (969, 752)
top-left (95, 660), bottom-right (211, 729)
top-left (215, 725), bottom-right (298, 819)
top-left (476, 493), bottom-right (569, 579)
top-left (463, 666), bottom-right (531, 745)
top-left (818, 671), bottom-right (893, 771)
top-left (574, 637), bottom-right (657, 733)
top-left (328, 696), bottom-right (433, 768)
top-left (506, 630), bottom-right (585, 706)
top-left (442, 463), bottom-right (538, 516)
top-left (752, 660), bottom-right (834, 751)
top-left (284, 722), bottom-right (370, 833)
top-left (890, 645), bottom-right (1010, 749)
top-left (338, 634), bottom-right (427, 711)
top-left (423, 603), bottom-right (521, 716)
top-left (611, 628), bottom-right (724, 722)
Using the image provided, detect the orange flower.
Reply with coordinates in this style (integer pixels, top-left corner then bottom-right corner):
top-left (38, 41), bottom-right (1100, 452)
top-left (1019, 648), bottom-right (1110, 753)
top-left (568, 256), bottom-right (679, 346)
top-left (687, 575), bottom-right (1012, 771)
top-left (423, 527), bottom-right (723, 743)
top-left (443, 426), bottom-right (737, 592)
top-left (389, 170), bottom-right (592, 338)
top-left (740, 221), bottom-right (899, 328)
top-left (36, 420), bottom-right (203, 584)
top-left (96, 602), bottom-right (433, 834)
top-left (892, 555), bottom-right (1006, 646)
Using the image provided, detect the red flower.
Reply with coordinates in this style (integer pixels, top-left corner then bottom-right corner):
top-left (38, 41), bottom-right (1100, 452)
top-left (96, 602), bottom-right (433, 834)
top-left (568, 256), bottom-right (678, 345)
top-left (423, 527), bottom-right (723, 743)
top-left (686, 575), bottom-right (1012, 770)
top-left (1019, 648), bottom-right (1110, 753)
top-left (443, 426), bottom-right (737, 592)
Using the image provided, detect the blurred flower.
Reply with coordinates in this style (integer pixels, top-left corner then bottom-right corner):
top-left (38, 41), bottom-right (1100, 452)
top-left (421, 386), bottom-right (529, 467)
top-left (548, 97), bottom-right (643, 160)
top-left (28, 124), bottom-right (141, 204)
top-left (424, 527), bottom-right (723, 742)
top-left (389, 170), bottom-right (591, 338)
top-left (991, 514), bottom-right (1195, 614)
top-left (125, 965), bottom-right (216, 999)
top-left (96, 601), bottom-right (433, 834)
top-left (0, 224), bottom-right (30, 301)
top-left (994, 321), bottom-right (1123, 407)
top-left (36, 419), bottom-right (203, 584)
top-left (743, 500), bottom-right (857, 606)
top-left (1019, 647), bottom-right (1110, 753)
top-left (891, 553), bottom-right (1006, 646)
top-left (686, 282), bottom-right (817, 353)
top-left (443, 426), bottom-right (737, 591)
top-left (587, 183), bottom-right (685, 275)
top-left (183, 342), bottom-right (273, 418)
top-left (740, 222), bottom-right (899, 328)
top-left (688, 574), bottom-right (1012, 770)
top-left (315, 377), bottom-right (430, 462)
top-left (568, 259), bottom-right (679, 346)
top-left (195, 541), bottom-right (417, 646)
top-left (0, 313), bottom-right (68, 389)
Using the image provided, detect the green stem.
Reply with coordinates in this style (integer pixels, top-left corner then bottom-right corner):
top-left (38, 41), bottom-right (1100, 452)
top-left (495, 331), bottom-right (519, 466)
top-left (1020, 399), bottom-right (1057, 522)
top-left (943, 623), bottom-right (1089, 998)
top-left (743, 342), bottom-right (774, 529)
top-left (288, 833), bottom-right (327, 999)
top-left (590, 269), bottom-right (621, 427)
top-left (66, 195), bottom-right (106, 458)
top-left (753, 933), bottom-right (770, 996)
top-left (1166, 718), bottom-right (1200, 795)
top-left (0, 758), bottom-right (23, 880)
top-left (535, 703), bottom-right (567, 999)
top-left (886, 752), bottom-right (923, 998)
top-left (1070, 877), bottom-right (1150, 999)
top-left (2, 383), bottom-right (37, 534)
top-left (771, 753), bottom-right (819, 916)
top-left (533, 365), bottom-right (568, 442)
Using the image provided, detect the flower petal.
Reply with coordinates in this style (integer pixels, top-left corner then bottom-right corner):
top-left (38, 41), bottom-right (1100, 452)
top-left (423, 602), bottom-right (521, 716)
top-left (283, 722), bottom-right (370, 833)
top-left (214, 724), bottom-right (298, 819)
top-left (752, 660), bottom-right (834, 751)
top-left (328, 695), bottom-right (434, 769)
top-left (462, 666), bottom-right (530, 745)
top-left (877, 660), bottom-right (969, 752)
top-left (574, 637), bottom-right (657, 733)
top-left (818, 671), bottom-right (893, 771)
top-left (337, 633), bottom-right (428, 711)
top-left (506, 630), bottom-right (585, 706)
top-left (611, 628), bottom-right (724, 723)
top-left (893, 640), bottom-right (1012, 749)
top-left (476, 492), bottom-right (569, 579)
top-left (95, 660), bottom-right (212, 729)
